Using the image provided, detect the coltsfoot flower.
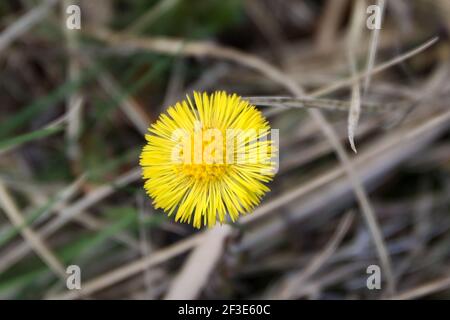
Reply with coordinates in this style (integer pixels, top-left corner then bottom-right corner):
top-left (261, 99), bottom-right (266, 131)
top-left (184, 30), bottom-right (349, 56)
top-left (140, 91), bottom-right (276, 228)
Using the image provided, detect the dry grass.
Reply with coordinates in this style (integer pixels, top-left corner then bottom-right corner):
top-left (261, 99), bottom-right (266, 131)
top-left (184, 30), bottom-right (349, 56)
top-left (0, 0), bottom-right (450, 300)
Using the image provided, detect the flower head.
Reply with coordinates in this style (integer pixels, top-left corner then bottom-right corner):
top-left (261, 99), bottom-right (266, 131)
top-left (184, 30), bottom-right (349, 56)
top-left (140, 91), bottom-right (276, 228)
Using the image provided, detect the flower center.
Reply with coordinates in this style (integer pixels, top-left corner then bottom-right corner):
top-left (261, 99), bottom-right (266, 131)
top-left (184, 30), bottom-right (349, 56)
top-left (178, 163), bottom-right (227, 182)
top-left (173, 126), bottom-right (231, 182)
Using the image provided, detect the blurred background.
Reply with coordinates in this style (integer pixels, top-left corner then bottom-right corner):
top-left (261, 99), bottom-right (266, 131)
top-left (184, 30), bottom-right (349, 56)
top-left (0, 0), bottom-right (450, 299)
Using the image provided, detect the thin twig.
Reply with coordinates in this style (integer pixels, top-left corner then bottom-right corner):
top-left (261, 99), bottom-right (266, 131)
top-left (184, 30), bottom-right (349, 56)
top-left (276, 212), bottom-right (354, 299)
top-left (0, 167), bottom-right (141, 275)
top-left (0, 181), bottom-right (66, 279)
top-left (0, 0), bottom-right (59, 54)
top-left (391, 274), bottom-right (450, 300)
top-left (48, 233), bottom-right (205, 299)
top-left (363, 0), bottom-right (386, 94)
top-left (164, 225), bottom-right (232, 299)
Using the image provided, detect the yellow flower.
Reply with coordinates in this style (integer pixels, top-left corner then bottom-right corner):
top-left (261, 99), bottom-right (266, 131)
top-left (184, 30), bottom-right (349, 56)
top-left (140, 91), bottom-right (275, 228)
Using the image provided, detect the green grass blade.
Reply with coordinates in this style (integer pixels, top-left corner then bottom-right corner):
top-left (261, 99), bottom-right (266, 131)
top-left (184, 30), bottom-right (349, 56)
top-left (0, 126), bottom-right (62, 152)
